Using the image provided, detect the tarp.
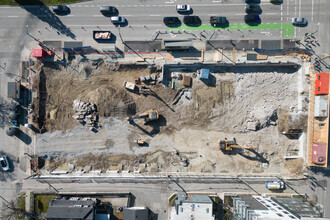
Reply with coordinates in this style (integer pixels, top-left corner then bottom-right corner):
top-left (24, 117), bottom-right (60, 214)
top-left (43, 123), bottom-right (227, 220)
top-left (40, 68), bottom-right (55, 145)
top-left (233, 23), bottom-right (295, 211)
top-left (200, 69), bottom-right (210, 80)
top-left (32, 48), bottom-right (45, 58)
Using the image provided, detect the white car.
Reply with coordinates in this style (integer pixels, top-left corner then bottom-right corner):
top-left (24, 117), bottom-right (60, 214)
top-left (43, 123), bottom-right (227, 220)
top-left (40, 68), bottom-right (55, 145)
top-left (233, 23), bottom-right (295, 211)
top-left (0, 156), bottom-right (9, 171)
top-left (176, 4), bottom-right (191, 13)
top-left (110, 16), bottom-right (126, 24)
top-left (292, 17), bottom-right (308, 26)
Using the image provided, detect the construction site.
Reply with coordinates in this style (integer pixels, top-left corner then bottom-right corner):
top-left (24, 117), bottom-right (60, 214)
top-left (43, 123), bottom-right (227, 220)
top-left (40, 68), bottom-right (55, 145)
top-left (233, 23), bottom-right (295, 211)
top-left (27, 47), bottom-right (322, 178)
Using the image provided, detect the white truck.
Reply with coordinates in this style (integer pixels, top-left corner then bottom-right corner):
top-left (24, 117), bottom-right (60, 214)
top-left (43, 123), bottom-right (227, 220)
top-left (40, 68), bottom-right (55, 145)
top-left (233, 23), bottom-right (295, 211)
top-left (265, 181), bottom-right (285, 190)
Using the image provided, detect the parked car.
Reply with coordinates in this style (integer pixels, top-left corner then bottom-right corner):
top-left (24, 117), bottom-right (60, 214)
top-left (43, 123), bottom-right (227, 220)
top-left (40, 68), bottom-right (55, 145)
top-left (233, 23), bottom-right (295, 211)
top-left (176, 4), bottom-right (191, 13)
top-left (245, 0), bottom-right (260, 4)
top-left (0, 156), bottom-right (9, 172)
top-left (52, 5), bottom-right (69, 13)
top-left (210, 16), bottom-right (228, 27)
top-left (100, 6), bottom-right (118, 16)
top-left (292, 17), bottom-right (308, 26)
top-left (245, 4), bottom-right (261, 14)
top-left (183, 16), bottom-right (201, 26)
top-left (244, 14), bottom-right (261, 24)
top-left (110, 16), bottom-right (126, 24)
top-left (163, 17), bottom-right (181, 26)
top-left (265, 181), bottom-right (285, 190)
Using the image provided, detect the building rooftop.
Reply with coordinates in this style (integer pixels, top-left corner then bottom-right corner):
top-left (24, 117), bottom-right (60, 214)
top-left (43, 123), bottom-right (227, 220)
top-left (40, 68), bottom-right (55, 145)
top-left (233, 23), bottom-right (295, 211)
top-left (45, 197), bottom-right (96, 220)
top-left (271, 197), bottom-right (321, 218)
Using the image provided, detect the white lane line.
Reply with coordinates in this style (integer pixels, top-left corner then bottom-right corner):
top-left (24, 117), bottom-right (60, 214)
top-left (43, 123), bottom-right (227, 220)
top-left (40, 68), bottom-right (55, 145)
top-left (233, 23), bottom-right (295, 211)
top-left (93, 15), bottom-right (102, 17)
top-left (67, 15), bottom-right (75, 17)
top-left (311, 0), bottom-right (314, 21)
top-left (121, 15), bottom-right (132, 17)
top-left (235, 13), bottom-right (246, 15)
top-left (149, 14), bottom-right (160, 16)
top-left (265, 13), bottom-right (277, 15)
top-left (7, 16), bottom-right (18, 17)
top-left (299, 0), bottom-right (301, 17)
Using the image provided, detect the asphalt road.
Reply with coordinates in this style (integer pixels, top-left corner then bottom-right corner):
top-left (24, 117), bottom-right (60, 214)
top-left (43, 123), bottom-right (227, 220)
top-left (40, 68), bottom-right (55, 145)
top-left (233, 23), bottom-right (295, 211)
top-left (19, 176), bottom-right (319, 220)
top-left (0, 0), bottom-right (324, 42)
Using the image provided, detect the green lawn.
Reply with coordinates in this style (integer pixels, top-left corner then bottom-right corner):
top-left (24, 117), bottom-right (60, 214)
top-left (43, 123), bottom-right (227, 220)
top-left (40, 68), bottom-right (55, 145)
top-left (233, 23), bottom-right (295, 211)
top-left (17, 193), bottom-right (26, 219)
top-left (34, 194), bottom-right (58, 213)
top-left (0, 0), bottom-right (86, 6)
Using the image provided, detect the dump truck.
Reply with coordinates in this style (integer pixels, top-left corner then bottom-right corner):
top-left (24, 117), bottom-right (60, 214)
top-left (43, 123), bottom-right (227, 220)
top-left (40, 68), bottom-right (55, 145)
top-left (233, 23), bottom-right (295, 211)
top-left (127, 109), bottom-right (159, 124)
top-left (93, 31), bottom-right (112, 40)
top-left (219, 139), bottom-right (254, 151)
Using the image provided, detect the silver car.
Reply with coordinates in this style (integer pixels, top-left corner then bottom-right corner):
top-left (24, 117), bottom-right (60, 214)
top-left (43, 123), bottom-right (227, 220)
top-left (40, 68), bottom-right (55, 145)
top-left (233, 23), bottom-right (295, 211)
top-left (292, 17), bottom-right (308, 26)
top-left (110, 16), bottom-right (126, 24)
top-left (0, 156), bottom-right (9, 171)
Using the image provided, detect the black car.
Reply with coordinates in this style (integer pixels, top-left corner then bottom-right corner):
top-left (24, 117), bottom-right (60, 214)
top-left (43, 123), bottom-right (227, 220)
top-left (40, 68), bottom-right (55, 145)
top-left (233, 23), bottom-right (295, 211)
top-left (183, 16), bottom-right (201, 26)
top-left (244, 14), bottom-right (261, 24)
top-left (245, 4), bottom-right (261, 14)
top-left (100, 6), bottom-right (118, 16)
top-left (163, 17), bottom-right (181, 26)
top-left (210, 16), bottom-right (228, 27)
top-left (52, 5), bottom-right (69, 13)
top-left (245, 0), bottom-right (260, 4)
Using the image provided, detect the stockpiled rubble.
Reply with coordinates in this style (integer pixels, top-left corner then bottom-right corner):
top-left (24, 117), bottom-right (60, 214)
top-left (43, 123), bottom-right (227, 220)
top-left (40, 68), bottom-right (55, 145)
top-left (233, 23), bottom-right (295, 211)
top-left (72, 99), bottom-right (98, 127)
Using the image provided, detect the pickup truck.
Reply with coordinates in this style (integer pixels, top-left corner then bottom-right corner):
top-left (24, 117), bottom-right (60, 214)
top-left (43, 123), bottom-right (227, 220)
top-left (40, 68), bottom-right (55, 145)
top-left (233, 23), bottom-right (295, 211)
top-left (210, 16), bottom-right (228, 27)
top-left (93, 31), bottom-right (111, 40)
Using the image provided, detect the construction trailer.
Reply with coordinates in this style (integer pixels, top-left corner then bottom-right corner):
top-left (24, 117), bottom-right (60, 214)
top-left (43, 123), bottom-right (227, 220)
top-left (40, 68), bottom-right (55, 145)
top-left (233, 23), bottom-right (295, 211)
top-left (7, 81), bottom-right (20, 100)
top-left (314, 95), bottom-right (328, 118)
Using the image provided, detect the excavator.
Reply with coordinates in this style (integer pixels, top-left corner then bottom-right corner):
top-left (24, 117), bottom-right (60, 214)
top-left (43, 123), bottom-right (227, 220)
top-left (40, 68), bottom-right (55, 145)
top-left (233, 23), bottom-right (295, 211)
top-left (219, 138), bottom-right (254, 152)
top-left (127, 109), bottom-right (159, 124)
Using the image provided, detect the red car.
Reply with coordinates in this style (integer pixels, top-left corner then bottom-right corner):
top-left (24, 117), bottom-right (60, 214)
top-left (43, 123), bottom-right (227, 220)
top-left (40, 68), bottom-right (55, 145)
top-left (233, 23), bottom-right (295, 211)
top-left (312, 143), bottom-right (327, 165)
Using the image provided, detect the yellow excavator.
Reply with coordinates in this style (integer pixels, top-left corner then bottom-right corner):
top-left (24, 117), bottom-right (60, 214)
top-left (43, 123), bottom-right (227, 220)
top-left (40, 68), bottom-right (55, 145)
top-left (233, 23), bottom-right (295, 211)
top-left (127, 109), bottom-right (159, 124)
top-left (219, 138), bottom-right (254, 152)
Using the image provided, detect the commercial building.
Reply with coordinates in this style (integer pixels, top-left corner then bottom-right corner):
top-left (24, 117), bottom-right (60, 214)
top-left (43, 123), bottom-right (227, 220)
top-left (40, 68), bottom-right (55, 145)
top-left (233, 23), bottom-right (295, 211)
top-left (45, 197), bottom-right (97, 220)
top-left (123, 207), bottom-right (148, 220)
top-left (171, 193), bottom-right (215, 220)
top-left (233, 196), bottom-right (320, 220)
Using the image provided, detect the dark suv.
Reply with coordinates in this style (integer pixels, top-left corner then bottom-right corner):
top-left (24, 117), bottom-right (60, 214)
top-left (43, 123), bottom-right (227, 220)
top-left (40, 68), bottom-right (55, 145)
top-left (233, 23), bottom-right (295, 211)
top-left (245, 5), bottom-right (261, 14)
top-left (183, 16), bottom-right (201, 26)
top-left (163, 17), bottom-right (181, 26)
top-left (52, 5), bottom-right (69, 14)
top-left (100, 6), bottom-right (118, 16)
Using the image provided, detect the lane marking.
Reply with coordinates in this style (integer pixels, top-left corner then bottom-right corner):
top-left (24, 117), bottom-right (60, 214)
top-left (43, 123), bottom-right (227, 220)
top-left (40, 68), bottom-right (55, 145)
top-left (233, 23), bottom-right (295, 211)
top-left (149, 14), bottom-right (161, 16)
top-left (311, 0), bottom-right (314, 21)
top-left (92, 15), bottom-right (102, 17)
top-left (265, 13), bottom-right (277, 15)
top-left (121, 15), bottom-right (132, 17)
top-left (299, 0), bottom-right (301, 17)
top-left (67, 15), bottom-right (75, 17)
top-left (8, 16), bottom-right (18, 17)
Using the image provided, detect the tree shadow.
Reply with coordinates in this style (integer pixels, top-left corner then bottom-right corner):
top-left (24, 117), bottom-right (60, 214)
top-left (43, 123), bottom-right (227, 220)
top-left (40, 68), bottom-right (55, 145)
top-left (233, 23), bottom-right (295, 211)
top-left (16, 0), bottom-right (76, 39)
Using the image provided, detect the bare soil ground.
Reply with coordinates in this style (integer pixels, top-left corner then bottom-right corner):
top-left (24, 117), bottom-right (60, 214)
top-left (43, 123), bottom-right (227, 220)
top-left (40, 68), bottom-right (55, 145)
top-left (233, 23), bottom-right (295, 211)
top-left (34, 56), bottom-right (307, 176)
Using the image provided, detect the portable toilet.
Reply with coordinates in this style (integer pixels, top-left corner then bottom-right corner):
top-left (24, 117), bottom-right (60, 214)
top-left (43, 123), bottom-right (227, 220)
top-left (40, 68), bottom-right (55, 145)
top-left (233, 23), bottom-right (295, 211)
top-left (200, 69), bottom-right (210, 80)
